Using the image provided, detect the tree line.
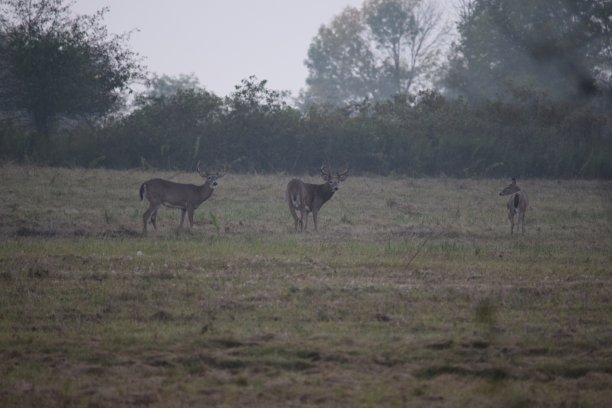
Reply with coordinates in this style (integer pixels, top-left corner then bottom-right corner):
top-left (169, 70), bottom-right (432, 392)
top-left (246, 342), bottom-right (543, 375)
top-left (0, 0), bottom-right (611, 178)
top-left (3, 76), bottom-right (610, 178)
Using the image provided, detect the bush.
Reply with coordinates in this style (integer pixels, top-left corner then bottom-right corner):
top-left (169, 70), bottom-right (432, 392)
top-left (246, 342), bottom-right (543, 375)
top-left (2, 87), bottom-right (611, 179)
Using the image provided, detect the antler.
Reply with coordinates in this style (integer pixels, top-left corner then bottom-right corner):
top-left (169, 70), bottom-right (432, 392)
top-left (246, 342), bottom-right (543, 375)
top-left (217, 165), bottom-right (226, 178)
top-left (197, 161), bottom-right (227, 178)
top-left (196, 161), bottom-right (207, 177)
top-left (320, 163), bottom-right (331, 180)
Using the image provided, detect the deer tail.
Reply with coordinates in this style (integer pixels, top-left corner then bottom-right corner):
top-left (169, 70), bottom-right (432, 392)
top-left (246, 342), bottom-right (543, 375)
top-left (293, 195), bottom-right (304, 220)
top-left (513, 193), bottom-right (520, 209)
top-left (139, 183), bottom-right (146, 201)
top-left (290, 192), bottom-right (301, 210)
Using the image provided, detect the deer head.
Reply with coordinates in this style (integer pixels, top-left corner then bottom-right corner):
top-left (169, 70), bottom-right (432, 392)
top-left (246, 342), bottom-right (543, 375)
top-left (499, 177), bottom-right (520, 196)
top-left (320, 163), bottom-right (349, 192)
top-left (196, 161), bottom-right (225, 188)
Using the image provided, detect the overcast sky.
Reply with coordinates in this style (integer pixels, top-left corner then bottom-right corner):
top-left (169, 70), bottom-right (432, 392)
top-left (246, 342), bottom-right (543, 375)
top-left (72, 0), bottom-right (455, 98)
top-left (71, 0), bottom-right (363, 97)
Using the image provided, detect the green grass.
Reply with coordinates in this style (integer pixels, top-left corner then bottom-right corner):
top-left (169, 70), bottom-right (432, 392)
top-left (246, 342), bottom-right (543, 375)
top-left (1, 163), bottom-right (611, 406)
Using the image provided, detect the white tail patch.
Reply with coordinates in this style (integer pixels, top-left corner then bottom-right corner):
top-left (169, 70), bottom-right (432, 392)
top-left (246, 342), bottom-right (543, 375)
top-left (291, 194), bottom-right (301, 209)
top-left (499, 178), bottom-right (528, 235)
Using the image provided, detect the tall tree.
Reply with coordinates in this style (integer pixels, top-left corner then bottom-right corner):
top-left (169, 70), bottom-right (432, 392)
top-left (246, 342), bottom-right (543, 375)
top-left (303, 7), bottom-right (377, 106)
top-left (364, 0), bottom-right (448, 96)
top-left (105, 88), bottom-right (223, 169)
top-left (223, 76), bottom-right (299, 172)
top-left (142, 73), bottom-right (202, 99)
top-left (0, 0), bottom-right (143, 153)
top-left (444, 0), bottom-right (612, 102)
top-left (303, 0), bottom-right (448, 106)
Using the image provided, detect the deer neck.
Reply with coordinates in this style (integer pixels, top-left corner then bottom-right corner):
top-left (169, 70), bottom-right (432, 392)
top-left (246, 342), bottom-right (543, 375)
top-left (197, 181), bottom-right (215, 202)
top-left (316, 183), bottom-right (335, 203)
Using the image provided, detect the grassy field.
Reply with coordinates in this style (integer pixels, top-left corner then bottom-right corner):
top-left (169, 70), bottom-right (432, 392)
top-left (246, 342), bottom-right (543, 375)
top-left (1, 163), bottom-right (611, 407)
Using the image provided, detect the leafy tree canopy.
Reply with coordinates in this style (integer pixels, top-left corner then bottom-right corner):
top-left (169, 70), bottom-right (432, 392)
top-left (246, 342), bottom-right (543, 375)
top-left (142, 73), bottom-right (202, 99)
top-left (106, 87), bottom-right (223, 169)
top-left (444, 0), bottom-right (612, 104)
top-left (0, 0), bottom-right (144, 152)
top-left (226, 75), bottom-right (291, 115)
top-left (303, 0), bottom-right (448, 106)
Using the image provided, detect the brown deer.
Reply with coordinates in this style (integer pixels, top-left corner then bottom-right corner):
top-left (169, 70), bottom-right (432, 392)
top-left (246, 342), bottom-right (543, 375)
top-left (286, 163), bottom-right (349, 232)
top-left (139, 162), bottom-right (225, 232)
top-left (499, 178), bottom-right (528, 235)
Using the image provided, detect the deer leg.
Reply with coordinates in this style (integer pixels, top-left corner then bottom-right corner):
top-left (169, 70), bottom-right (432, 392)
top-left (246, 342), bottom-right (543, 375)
top-left (509, 213), bottom-right (515, 235)
top-left (150, 209), bottom-right (158, 230)
top-left (292, 213), bottom-right (298, 232)
top-left (143, 204), bottom-right (159, 232)
top-left (179, 208), bottom-right (187, 229)
top-left (142, 210), bottom-right (149, 233)
top-left (288, 193), bottom-right (302, 232)
top-left (520, 211), bottom-right (526, 234)
top-left (302, 210), bottom-right (308, 231)
top-left (187, 208), bottom-right (195, 228)
top-left (312, 210), bottom-right (318, 232)
top-left (290, 207), bottom-right (300, 231)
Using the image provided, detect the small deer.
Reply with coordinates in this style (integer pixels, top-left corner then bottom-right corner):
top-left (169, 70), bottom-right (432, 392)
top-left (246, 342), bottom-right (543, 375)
top-left (139, 162), bottom-right (225, 232)
top-left (499, 178), bottom-right (528, 235)
top-left (286, 163), bottom-right (349, 232)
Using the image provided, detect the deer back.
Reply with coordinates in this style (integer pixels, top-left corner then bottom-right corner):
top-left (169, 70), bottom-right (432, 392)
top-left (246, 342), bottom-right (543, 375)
top-left (141, 178), bottom-right (213, 208)
top-left (500, 178), bottom-right (528, 215)
top-left (507, 190), bottom-right (528, 213)
top-left (287, 164), bottom-right (349, 212)
top-left (287, 179), bottom-right (333, 212)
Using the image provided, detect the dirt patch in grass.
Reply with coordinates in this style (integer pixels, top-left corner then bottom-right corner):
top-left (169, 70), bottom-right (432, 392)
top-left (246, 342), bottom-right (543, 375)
top-left (14, 227), bottom-right (57, 238)
top-left (1, 165), bottom-right (611, 406)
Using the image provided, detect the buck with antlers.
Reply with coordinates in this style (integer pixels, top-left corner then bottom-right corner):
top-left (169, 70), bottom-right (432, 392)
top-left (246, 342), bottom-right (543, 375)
top-left (286, 164), bottom-right (349, 232)
top-left (139, 161), bottom-right (225, 232)
top-left (499, 178), bottom-right (528, 235)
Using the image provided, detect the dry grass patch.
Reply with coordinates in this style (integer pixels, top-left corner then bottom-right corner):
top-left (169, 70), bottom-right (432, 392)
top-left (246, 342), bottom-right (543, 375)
top-left (1, 163), bottom-right (611, 406)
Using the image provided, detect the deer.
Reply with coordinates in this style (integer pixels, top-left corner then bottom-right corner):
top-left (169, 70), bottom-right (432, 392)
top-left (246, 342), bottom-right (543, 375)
top-left (139, 161), bottom-right (225, 232)
top-left (499, 178), bottom-right (528, 235)
top-left (286, 163), bottom-right (349, 232)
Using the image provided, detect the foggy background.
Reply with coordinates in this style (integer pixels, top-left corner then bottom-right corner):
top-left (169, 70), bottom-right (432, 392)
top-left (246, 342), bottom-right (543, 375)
top-left (1, 0), bottom-right (610, 177)
top-left (71, 0), bottom-right (451, 97)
